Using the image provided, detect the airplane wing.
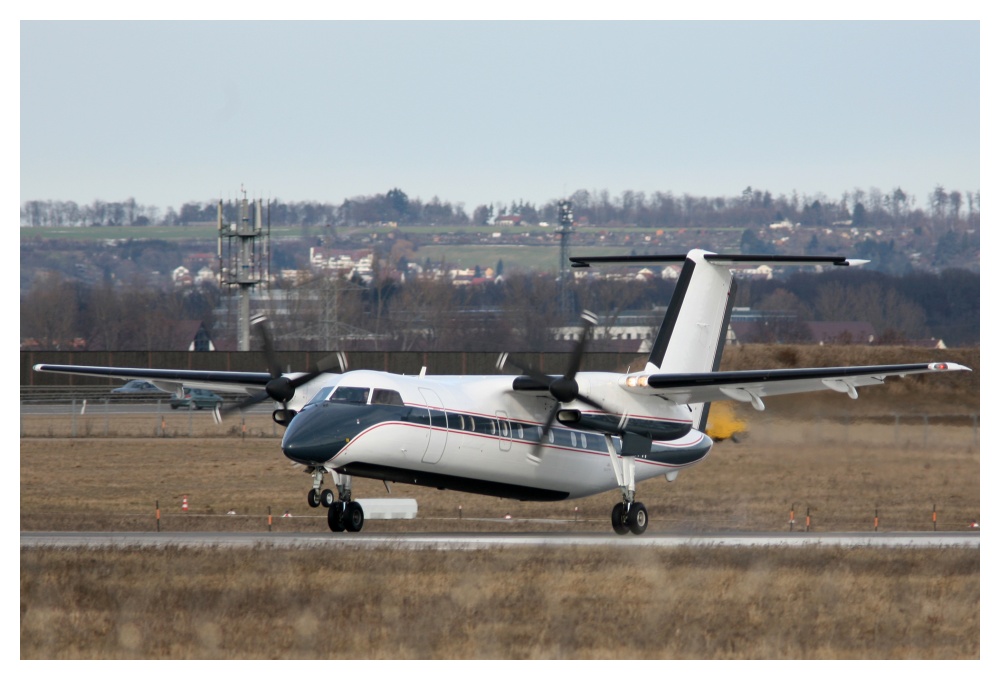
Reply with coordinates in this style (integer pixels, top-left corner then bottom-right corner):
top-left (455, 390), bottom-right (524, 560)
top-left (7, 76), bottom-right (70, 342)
top-left (32, 363), bottom-right (274, 396)
top-left (621, 362), bottom-right (970, 410)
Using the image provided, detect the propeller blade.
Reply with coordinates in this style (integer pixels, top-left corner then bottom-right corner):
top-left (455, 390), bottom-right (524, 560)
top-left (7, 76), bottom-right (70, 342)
top-left (287, 351), bottom-right (348, 390)
top-left (564, 310), bottom-right (597, 381)
top-left (215, 342), bottom-right (350, 424)
top-left (251, 314), bottom-right (282, 379)
top-left (505, 357), bottom-right (555, 388)
top-left (287, 370), bottom-right (323, 390)
top-left (576, 393), bottom-right (613, 413)
top-left (530, 403), bottom-right (561, 461)
top-left (218, 389), bottom-right (272, 418)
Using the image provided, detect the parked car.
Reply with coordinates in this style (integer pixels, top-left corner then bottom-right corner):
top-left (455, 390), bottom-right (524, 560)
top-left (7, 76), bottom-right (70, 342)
top-left (111, 380), bottom-right (167, 395)
top-left (170, 387), bottom-right (223, 410)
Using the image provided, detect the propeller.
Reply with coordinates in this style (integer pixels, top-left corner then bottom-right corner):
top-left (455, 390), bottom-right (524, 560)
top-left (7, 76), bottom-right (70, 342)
top-left (216, 315), bottom-right (347, 423)
top-left (502, 310), bottom-right (613, 454)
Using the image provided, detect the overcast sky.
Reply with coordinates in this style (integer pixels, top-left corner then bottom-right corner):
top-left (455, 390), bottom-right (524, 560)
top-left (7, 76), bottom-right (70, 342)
top-left (20, 17), bottom-right (981, 213)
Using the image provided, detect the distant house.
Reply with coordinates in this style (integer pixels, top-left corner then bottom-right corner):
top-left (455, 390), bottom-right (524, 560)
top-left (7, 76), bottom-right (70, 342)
top-left (169, 320), bottom-right (217, 351)
top-left (908, 338), bottom-right (948, 349)
top-left (495, 215), bottom-right (522, 226)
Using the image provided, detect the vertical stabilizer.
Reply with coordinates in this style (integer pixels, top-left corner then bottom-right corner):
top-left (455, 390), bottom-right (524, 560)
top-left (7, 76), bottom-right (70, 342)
top-left (569, 250), bottom-right (866, 434)
top-left (645, 249), bottom-right (736, 375)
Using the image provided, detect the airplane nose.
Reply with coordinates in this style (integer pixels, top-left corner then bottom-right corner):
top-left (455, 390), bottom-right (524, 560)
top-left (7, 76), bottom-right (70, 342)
top-left (281, 404), bottom-right (347, 464)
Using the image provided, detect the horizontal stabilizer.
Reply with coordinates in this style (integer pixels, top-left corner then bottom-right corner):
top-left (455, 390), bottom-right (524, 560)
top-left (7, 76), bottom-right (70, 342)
top-left (571, 253), bottom-right (868, 268)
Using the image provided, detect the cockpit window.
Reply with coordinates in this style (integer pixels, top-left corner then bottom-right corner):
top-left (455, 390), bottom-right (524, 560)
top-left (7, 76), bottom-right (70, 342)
top-left (329, 386), bottom-right (370, 404)
top-left (306, 386), bottom-right (335, 405)
top-left (371, 389), bottom-right (404, 406)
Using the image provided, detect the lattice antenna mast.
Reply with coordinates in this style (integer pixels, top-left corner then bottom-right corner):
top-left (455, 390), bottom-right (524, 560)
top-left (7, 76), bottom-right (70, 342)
top-left (218, 186), bottom-right (270, 351)
top-left (557, 199), bottom-right (574, 317)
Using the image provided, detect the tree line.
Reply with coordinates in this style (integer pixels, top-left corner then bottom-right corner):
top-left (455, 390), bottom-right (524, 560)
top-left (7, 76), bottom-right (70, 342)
top-left (20, 264), bottom-right (979, 352)
top-left (21, 184), bottom-right (979, 231)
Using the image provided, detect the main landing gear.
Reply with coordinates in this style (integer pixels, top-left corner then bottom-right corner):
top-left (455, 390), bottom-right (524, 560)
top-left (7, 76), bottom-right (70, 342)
top-left (306, 466), bottom-right (365, 533)
top-left (611, 500), bottom-right (648, 535)
top-left (606, 435), bottom-right (648, 535)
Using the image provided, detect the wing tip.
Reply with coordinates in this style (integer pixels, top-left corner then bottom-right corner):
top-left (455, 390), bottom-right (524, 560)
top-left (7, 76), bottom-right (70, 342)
top-left (930, 362), bottom-right (971, 372)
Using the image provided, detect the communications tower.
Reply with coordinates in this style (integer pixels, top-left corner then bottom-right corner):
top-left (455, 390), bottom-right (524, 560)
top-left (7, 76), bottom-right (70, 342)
top-left (218, 188), bottom-right (270, 351)
top-left (556, 199), bottom-right (574, 316)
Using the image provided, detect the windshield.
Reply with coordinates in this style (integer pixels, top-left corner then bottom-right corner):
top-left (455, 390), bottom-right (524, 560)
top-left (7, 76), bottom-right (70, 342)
top-left (329, 386), bottom-right (370, 404)
top-left (306, 386), bottom-right (335, 405)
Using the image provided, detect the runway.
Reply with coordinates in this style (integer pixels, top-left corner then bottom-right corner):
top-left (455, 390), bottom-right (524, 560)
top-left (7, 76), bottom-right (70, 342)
top-left (21, 530), bottom-right (979, 550)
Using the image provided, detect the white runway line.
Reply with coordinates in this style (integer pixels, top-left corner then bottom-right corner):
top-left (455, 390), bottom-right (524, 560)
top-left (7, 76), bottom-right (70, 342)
top-left (21, 531), bottom-right (979, 550)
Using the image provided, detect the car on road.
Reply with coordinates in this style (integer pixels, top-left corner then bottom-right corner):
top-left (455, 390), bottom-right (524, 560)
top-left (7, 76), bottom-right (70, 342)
top-left (111, 380), bottom-right (167, 395)
top-left (170, 387), bottom-right (223, 410)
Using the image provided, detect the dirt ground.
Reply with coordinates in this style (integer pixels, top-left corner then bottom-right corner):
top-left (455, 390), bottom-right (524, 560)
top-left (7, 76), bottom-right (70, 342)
top-left (20, 401), bottom-right (980, 659)
top-left (20, 412), bottom-right (979, 534)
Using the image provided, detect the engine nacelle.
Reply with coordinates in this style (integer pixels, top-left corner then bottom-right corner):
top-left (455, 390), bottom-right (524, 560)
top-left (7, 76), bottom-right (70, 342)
top-left (272, 409), bottom-right (298, 427)
top-left (555, 409), bottom-right (691, 441)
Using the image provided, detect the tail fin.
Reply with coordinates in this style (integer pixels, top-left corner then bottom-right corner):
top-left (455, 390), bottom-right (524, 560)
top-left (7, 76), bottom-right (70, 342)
top-left (570, 249), bottom-right (866, 432)
top-left (645, 249), bottom-right (736, 376)
top-left (645, 250), bottom-right (736, 431)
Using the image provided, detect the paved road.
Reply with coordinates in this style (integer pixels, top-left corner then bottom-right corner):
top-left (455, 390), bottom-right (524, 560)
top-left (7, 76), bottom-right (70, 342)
top-left (20, 402), bottom-right (272, 415)
top-left (21, 530), bottom-right (979, 550)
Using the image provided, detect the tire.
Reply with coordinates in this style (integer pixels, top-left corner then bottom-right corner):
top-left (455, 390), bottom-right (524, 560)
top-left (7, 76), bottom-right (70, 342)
top-left (171, 404), bottom-right (179, 410)
top-left (343, 501), bottom-right (365, 533)
top-left (327, 502), bottom-right (345, 532)
top-left (627, 502), bottom-right (648, 535)
top-left (611, 502), bottom-right (629, 535)
top-left (320, 488), bottom-right (335, 507)
top-left (307, 489), bottom-right (321, 508)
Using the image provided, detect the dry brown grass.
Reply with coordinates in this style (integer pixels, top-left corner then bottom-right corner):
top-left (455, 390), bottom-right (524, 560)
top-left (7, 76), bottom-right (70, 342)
top-left (20, 346), bottom-right (980, 659)
top-left (20, 545), bottom-right (979, 659)
top-left (19, 418), bottom-right (980, 660)
top-left (20, 414), bottom-right (979, 533)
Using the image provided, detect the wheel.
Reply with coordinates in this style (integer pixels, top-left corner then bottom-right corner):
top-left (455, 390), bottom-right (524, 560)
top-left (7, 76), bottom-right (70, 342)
top-left (307, 489), bottom-right (321, 508)
top-left (320, 488), bottom-right (335, 507)
top-left (327, 502), bottom-right (345, 532)
top-left (171, 404), bottom-right (179, 410)
top-left (611, 502), bottom-right (629, 535)
top-left (627, 502), bottom-right (648, 535)
top-left (343, 501), bottom-right (365, 533)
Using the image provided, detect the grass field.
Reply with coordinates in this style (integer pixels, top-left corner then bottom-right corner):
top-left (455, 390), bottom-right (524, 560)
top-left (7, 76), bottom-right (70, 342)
top-left (20, 414), bottom-right (980, 659)
top-left (20, 544), bottom-right (979, 659)
top-left (19, 344), bottom-right (980, 659)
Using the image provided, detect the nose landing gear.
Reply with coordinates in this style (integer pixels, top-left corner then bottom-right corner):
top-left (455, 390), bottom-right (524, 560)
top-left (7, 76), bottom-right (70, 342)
top-left (306, 467), bottom-right (366, 532)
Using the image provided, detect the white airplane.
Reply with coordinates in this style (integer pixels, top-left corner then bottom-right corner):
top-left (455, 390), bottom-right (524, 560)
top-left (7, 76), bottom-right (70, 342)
top-left (33, 249), bottom-right (970, 535)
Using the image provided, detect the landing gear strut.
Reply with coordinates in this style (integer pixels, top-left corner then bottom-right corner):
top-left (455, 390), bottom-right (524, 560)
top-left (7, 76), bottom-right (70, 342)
top-left (606, 435), bottom-right (649, 535)
top-left (306, 467), bottom-right (364, 533)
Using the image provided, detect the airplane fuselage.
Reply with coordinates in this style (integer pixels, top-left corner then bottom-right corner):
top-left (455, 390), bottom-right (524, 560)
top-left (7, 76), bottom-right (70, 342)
top-left (281, 370), bottom-right (713, 501)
